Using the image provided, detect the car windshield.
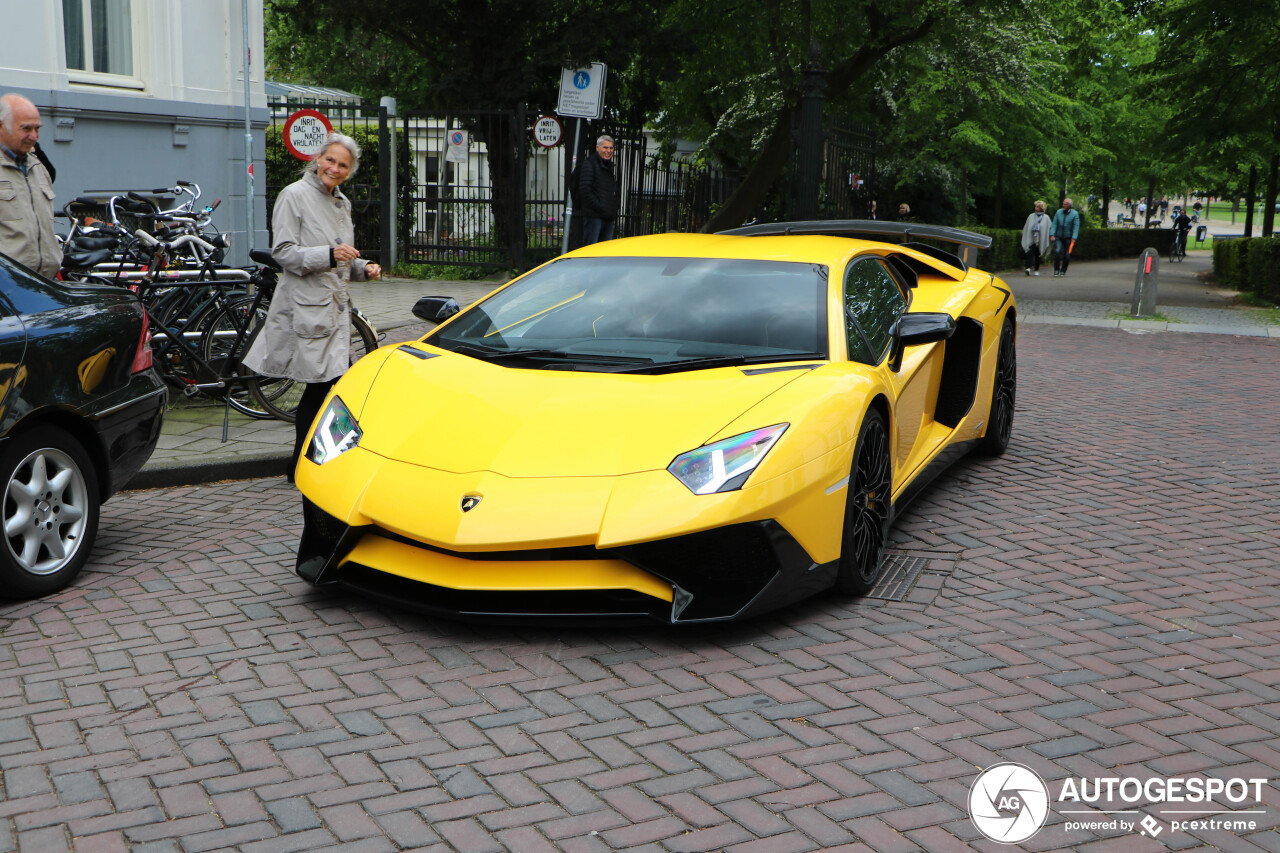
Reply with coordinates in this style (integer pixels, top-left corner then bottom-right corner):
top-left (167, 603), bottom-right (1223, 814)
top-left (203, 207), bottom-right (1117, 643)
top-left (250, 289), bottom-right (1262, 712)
top-left (424, 256), bottom-right (829, 373)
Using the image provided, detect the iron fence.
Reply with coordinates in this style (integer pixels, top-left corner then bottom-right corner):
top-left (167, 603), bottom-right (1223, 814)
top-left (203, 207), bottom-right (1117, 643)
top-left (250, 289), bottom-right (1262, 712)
top-left (265, 98), bottom-right (873, 273)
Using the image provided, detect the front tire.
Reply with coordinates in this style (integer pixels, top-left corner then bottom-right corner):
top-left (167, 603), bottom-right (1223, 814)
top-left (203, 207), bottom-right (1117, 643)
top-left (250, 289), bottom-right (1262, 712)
top-left (0, 426), bottom-right (101, 598)
top-left (835, 409), bottom-right (891, 595)
top-left (977, 316), bottom-right (1016, 457)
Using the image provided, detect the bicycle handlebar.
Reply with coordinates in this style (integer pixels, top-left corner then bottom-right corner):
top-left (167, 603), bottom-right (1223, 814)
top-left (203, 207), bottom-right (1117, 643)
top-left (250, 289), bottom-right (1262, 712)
top-left (133, 230), bottom-right (216, 255)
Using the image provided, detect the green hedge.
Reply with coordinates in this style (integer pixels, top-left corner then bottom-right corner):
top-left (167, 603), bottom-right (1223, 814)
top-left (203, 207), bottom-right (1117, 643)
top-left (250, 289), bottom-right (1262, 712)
top-left (1215, 236), bottom-right (1280, 302)
top-left (966, 224), bottom-right (1176, 273)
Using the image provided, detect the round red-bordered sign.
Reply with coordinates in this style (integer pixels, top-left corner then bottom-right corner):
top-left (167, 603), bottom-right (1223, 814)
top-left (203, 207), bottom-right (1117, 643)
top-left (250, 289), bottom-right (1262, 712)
top-left (533, 115), bottom-right (563, 148)
top-left (283, 109), bottom-right (334, 161)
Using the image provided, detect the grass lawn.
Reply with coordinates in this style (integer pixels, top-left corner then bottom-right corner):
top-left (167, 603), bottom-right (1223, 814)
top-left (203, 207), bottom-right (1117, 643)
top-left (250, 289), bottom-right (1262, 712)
top-left (1198, 200), bottom-right (1279, 223)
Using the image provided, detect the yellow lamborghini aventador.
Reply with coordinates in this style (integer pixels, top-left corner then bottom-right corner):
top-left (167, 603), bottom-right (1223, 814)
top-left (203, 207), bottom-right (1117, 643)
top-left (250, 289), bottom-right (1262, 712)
top-left (294, 221), bottom-right (1016, 624)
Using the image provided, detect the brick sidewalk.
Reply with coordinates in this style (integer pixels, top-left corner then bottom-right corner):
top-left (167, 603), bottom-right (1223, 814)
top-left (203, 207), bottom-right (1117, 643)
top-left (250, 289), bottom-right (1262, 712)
top-left (1, 323), bottom-right (1278, 852)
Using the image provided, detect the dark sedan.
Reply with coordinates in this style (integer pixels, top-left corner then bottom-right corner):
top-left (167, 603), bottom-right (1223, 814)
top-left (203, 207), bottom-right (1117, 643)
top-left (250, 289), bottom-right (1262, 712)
top-left (0, 253), bottom-right (165, 598)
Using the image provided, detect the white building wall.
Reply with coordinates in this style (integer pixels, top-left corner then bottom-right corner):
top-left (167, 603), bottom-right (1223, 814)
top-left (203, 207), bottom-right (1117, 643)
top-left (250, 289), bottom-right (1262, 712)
top-left (0, 0), bottom-right (270, 262)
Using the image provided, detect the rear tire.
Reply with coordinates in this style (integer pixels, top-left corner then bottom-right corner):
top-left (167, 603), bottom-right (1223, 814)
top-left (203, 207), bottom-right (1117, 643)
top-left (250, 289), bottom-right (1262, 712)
top-left (977, 316), bottom-right (1016, 457)
top-left (835, 409), bottom-right (891, 595)
top-left (0, 427), bottom-right (100, 598)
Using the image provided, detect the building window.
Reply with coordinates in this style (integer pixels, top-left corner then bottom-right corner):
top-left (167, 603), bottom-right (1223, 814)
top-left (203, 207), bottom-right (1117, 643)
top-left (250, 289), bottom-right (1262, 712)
top-left (63, 0), bottom-right (134, 77)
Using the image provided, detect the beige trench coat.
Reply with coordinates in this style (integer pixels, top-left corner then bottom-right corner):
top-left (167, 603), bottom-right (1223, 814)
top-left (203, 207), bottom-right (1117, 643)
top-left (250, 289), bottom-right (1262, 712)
top-left (243, 172), bottom-right (370, 383)
top-left (0, 154), bottom-right (61, 278)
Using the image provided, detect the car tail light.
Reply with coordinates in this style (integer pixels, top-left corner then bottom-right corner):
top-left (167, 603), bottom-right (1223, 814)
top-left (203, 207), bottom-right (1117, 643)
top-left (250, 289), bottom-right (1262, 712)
top-left (131, 311), bottom-right (154, 373)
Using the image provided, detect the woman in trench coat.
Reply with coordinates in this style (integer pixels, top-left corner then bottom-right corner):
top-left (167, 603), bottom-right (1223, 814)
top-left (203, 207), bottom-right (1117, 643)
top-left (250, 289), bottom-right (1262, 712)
top-left (1020, 200), bottom-right (1053, 276)
top-left (243, 131), bottom-right (382, 479)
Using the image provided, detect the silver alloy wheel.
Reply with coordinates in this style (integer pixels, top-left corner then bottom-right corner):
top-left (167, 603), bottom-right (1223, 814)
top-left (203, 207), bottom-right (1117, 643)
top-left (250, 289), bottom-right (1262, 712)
top-left (4, 446), bottom-right (90, 575)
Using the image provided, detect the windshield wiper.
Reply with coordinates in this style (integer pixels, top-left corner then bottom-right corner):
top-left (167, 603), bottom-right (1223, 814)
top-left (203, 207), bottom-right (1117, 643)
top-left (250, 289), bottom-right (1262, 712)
top-left (615, 352), bottom-right (825, 375)
top-left (446, 343), bottom-right (654, 366)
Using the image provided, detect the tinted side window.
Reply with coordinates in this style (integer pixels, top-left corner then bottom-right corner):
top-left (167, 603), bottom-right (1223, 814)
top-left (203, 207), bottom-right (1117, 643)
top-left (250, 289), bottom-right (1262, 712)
top-left (843, 258), bottom-right (906, 365)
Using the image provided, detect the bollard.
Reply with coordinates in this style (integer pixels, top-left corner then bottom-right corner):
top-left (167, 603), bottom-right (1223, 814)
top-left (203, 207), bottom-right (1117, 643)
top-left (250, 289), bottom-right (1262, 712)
top-left (1131, 248), bottom-right (1159, 318)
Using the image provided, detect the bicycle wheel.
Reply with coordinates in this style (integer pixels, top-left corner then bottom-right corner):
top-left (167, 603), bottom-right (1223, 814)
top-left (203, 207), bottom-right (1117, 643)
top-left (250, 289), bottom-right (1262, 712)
top-left (201, 296), bottom-right (284, 419)
top-left (350, 309), bottom-right (379, 363)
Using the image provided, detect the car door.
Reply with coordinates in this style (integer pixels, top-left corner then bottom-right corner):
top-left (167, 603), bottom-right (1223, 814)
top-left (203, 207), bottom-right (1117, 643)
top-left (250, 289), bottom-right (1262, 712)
top-left (0, 285), bottom-right (28, 422)
top-left (842, 256), bottom-right (942, 483)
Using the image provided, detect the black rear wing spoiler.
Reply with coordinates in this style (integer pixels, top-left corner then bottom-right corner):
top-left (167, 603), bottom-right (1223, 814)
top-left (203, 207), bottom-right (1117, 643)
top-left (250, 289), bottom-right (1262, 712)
top-left (718, 219), bottom-right (991, 273)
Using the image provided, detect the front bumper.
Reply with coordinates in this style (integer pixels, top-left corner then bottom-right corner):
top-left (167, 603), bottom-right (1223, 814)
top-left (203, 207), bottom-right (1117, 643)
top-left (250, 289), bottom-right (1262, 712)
top-left (296, 497), bottom-right (837, 624)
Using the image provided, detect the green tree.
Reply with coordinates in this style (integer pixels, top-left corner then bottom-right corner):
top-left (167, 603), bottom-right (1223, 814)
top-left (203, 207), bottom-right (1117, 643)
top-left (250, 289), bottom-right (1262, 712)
top-left (267, 0), bottom-right (676, 255)
top-left (1142, 0), bottom-right (1280, 236)
top-left (651, 0), bottom-right (1033, 231)
top-left (865, 0), bottom-right (1081, 227)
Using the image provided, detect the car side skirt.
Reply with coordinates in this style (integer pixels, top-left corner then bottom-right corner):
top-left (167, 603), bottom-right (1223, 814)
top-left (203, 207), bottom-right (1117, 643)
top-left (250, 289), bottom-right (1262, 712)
top-left (892, 436), bottom-right (982, 517)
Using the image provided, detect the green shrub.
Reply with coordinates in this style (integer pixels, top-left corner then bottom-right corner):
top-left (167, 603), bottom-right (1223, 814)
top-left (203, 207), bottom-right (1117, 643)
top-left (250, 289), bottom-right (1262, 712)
top-left (1243, 237), bottom-right (1280, 302)
top-left (1212, 237), bottom-right (1253, 291)
top-left (388, 261), bottom-right (496, 281)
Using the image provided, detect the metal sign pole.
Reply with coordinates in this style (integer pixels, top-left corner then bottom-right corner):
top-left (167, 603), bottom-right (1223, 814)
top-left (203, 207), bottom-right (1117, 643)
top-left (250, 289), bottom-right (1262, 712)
top-left (242, 0), bottom-right (254, 253)
top-left (561, 118), bottom-right (581, 255)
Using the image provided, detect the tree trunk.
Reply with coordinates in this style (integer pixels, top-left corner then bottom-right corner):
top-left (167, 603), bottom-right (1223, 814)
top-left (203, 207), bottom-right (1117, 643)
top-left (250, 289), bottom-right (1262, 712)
top-left (472, 113), bottom-right (522, 267)
top-left (993, 160), bottom-right (1003, 227)
top-left (959, 166), bottom-right (968, 226)
top-left (1144, 179), bottom-right (1155, 228)
top-left (1245, 165), bottom-right (1257, 238)
top-left (1102, 181), bottom-right (1111, 228)
top-left (702, 9), bottom-right (948, 233)
top-left (1264, 152), bottom-right (1278, 238)
top-left (702, 112), bottom-right (793, 232)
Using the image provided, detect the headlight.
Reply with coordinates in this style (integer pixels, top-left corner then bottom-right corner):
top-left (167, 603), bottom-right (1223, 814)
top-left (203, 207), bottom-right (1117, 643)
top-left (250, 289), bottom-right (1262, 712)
top-left (668, 424), bottom-right (788, 495)
top-left (307, 396), bottom-right (363, 465)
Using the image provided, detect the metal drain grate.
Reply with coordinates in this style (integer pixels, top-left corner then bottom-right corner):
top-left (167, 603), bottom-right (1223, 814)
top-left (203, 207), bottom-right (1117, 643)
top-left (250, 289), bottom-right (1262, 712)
top-left (867, 551), bottom-right (956, 604)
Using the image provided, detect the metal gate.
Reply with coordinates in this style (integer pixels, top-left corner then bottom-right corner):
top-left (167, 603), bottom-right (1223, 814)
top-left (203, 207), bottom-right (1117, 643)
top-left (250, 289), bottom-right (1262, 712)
top-left (400, 108), bottom-right (530, 270)
top-left (267, 98), bottom-right (872, 272)
top-left (821, 120), bottom-right (877, 219)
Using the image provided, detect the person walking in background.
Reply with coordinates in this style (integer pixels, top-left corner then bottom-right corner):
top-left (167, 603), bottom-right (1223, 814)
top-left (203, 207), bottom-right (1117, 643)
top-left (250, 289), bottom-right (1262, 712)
top-left (897, 202), bottom-right (912, 220)
top-left (0, 93), bottom-right (60, 277)
top-left (1020, 200), bottom-right (1052, 276)
top-left (242, 131), bottom-right (382, 482)
top-left (1050, 197), bottom-right (1081, 277)
top-left (579, 135), bottom-right (620, 245)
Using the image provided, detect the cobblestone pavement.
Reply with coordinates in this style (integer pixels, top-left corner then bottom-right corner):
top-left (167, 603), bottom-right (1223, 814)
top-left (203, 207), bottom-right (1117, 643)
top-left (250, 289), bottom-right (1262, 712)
top-left (2, 324), bottom-right (1279, 852)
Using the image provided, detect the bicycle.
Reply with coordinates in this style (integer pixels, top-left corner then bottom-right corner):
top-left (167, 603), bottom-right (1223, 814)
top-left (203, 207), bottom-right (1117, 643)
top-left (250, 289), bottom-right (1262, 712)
top-left (1169, 228), bottom-right (1189, 263)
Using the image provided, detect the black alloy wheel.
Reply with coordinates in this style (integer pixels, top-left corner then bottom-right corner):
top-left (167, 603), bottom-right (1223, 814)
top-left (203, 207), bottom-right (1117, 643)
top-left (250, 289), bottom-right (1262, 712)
top-left (977, 316), bottom-right (1016, 457)
top-left (835, 408), bottom-right (891, 595)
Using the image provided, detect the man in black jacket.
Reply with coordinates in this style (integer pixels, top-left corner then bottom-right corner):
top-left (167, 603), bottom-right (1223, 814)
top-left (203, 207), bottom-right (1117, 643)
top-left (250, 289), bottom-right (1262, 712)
top-left (579, 135), bottom-right (619, 245)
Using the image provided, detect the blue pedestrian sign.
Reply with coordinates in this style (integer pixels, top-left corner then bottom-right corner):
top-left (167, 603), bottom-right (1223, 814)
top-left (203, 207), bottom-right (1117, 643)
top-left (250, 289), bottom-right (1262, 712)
top-left (557, 63), bottom-right (607, 119)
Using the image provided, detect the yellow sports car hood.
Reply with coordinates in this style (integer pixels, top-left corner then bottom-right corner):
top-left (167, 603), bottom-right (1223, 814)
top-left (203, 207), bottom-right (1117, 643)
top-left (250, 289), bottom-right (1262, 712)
top-left (354, 347), bottom-right (811, 478)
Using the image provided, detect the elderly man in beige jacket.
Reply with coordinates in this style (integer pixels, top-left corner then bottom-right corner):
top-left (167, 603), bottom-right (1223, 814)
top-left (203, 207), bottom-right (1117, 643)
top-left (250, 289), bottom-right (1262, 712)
top-left (0, 94), bottom-right (60, 277)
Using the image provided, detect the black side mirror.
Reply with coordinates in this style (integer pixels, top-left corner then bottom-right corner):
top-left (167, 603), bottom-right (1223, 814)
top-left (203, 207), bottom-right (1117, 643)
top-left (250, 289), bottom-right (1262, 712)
top-left (890, 311), bottom-right (955, 371)
top-left (412, 296), bottom-right (460, 323)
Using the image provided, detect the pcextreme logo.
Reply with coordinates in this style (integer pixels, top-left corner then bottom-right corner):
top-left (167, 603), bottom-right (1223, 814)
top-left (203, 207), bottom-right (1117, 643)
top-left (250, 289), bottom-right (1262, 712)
top-left (968, 764), bottom-right (1271, 844)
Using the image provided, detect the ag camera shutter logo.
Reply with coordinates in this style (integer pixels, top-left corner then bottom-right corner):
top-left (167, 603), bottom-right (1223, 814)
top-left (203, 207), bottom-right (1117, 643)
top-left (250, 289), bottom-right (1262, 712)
top-left (969, 763), bottom-right (1050, 843)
